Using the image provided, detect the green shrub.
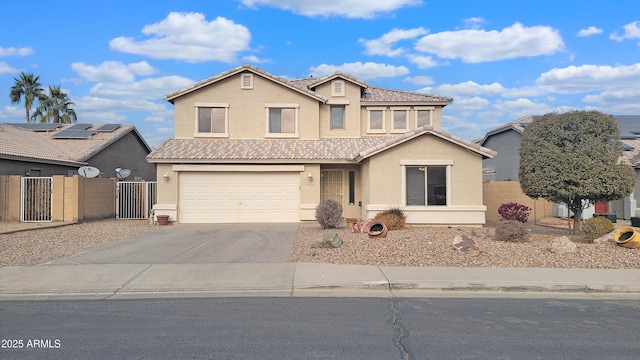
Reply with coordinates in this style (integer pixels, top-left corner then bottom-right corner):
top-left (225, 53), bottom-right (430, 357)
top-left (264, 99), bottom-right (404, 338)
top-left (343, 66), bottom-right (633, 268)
top-left (580, 216), bottom-right (614, 240)
top-left (315, 199), bottom-right (343, 229)
top-left (374, 207), bottom-right (406, 230)
top-left (494, 220), bottom-right (529, 242)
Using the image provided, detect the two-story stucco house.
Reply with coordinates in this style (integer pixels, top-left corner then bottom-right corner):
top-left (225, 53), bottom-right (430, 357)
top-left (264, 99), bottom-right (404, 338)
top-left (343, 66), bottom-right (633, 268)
top-left (147, 65), bottom-right (495, 225)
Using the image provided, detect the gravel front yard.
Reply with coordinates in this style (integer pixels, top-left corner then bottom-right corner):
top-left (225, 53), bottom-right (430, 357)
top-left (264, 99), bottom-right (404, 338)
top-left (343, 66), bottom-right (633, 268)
top-left (288, 224), bottom-right (640, 269)
top-left (2, 220), bottom-right (639, 268)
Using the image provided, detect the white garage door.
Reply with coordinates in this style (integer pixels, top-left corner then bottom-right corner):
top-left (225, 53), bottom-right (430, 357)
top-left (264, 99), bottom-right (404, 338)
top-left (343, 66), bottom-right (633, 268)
top-left (179, 172), bottom-right (300, 223)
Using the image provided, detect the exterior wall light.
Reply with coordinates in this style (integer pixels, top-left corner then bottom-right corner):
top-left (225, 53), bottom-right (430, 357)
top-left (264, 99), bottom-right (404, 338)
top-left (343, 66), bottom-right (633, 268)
top-left (307, 172), bottom-right (313, 181)
top-left (163, 172), bottom-right (170, 181)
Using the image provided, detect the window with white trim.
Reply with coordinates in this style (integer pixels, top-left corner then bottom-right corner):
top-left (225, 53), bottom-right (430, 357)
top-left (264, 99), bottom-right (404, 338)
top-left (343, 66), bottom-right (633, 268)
top-left (265, 104), bottom-right (299, 137)
top-left (367, 107), bottom-right (386, 133)
top-left (241, 73), bottom-right (253, 89)
top-left (195, 103), bottom-right (229, 137)
top-left (330, 106), bottom-right (345, 130)
top-left (405, 164), bottom-right (449, 206)
top-left (392, 108), bottom-right (409, 132)
top-left (415, 108), bottom-right (433, 128)
top-left (331, 80), bottom-right (345, 97)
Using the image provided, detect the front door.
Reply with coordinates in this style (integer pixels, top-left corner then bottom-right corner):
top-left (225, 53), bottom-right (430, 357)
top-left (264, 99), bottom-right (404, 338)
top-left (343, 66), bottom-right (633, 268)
top-left (321, 170), bottom-right (343, 206)
top-left (595, 202), bottom-right (609, 214)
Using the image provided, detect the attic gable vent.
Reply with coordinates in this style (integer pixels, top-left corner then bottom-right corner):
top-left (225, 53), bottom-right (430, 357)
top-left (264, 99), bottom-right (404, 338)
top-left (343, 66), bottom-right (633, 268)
top-left (331, 80), bottom-right (345, 97)
top-left (241, 73), bottom-right (254, 89)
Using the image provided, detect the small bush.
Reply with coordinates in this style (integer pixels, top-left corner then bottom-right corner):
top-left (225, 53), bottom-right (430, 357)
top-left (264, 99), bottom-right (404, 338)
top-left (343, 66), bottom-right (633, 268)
top-left (498, 202), bottom-right (531, 223)
top-left (374, 207), bottom-right (406, 230)
top-left (315, 199), bottom-right (343, 229)
top-left (580, 216), bottom-right (614, 240)
top-left (494, 220), bottom-right (529, 242)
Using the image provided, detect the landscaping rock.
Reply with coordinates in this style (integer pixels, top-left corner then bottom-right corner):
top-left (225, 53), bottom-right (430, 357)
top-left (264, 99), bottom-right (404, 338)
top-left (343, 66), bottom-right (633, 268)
top-left (323, 229), bottom-right (343, 248)
top-left (353, 219), bottom-right (375, 233)
top-left (593, 230), bottom-right (616, 245)
top-left (549, 236), bottom-right (577, 254)
top-left (472, 227), bottom-right (490, 237)
top-left (452, 235), bottom-right (482, 256)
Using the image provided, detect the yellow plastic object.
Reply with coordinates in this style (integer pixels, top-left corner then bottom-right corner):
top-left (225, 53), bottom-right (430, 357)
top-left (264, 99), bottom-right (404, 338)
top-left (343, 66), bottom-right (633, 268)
top-left (613, 227), bottom-right (640, 249)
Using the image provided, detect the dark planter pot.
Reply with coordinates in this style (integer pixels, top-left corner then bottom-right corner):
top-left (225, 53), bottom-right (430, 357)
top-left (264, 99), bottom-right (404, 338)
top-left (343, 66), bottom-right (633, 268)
top-left (631, 217), bottom-right (640, 227)
top-left (594, 213), bottom-right (617, 223)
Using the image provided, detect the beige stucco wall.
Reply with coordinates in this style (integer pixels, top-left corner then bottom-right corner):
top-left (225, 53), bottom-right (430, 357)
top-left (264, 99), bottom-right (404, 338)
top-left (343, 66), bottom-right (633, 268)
top-left (316, 80), bottom-right (363, 138)
top-left (0, 176), bottom-right (21, 221)
top-left (153, 163), bottom-right (178, 221)
top-left (362, 134), bottom-right (486, 225)
top-left (173, 72), bottom-right (321, 140)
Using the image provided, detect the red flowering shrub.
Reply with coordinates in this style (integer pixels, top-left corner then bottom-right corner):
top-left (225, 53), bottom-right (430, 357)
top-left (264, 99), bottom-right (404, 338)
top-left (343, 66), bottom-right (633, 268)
top-left (498, 202), bottom-right (531, 223)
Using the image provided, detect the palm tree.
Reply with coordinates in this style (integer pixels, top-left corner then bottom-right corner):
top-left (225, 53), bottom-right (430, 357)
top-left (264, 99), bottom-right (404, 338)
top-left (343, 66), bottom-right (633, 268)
top-left (9, 72), bottom-right (44, 123)
top-left (31, 85), bottom-right (77, 124)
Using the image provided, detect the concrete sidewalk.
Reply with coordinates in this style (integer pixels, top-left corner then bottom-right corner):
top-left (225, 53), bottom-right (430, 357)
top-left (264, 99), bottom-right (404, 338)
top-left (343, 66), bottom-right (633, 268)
top-left (1, 263), bottom-right (639, 300)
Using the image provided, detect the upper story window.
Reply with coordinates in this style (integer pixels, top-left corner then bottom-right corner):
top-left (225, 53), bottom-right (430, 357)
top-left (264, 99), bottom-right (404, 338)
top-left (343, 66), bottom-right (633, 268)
top-left (415, 107), bottom-right (434, 128)
top-left (392, 108), bottom-right (410, 132)
top-left (241, 73), bottom-right (254, 89)
top-left (367, 107), bottom-right (386, 133)
top-left (194, 102), bottom-right (229, 137)
top-left (330, 106), bottom-right (345, 130)
top-left (265, 103), bottom-right (299, 138)
top-left (331, 80), bottom-right (345, 97)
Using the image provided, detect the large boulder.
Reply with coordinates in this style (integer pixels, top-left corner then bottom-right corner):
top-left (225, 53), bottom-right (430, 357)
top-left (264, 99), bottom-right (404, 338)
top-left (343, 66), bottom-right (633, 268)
top-left (452, 235), bottom-right (482, 256)
top-left (549, 236), bottom-right (577, 254)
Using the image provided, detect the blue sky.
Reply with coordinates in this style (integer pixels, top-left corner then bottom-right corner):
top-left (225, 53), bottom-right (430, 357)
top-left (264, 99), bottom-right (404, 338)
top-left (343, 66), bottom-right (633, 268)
top-left (2, 0), bottom-right (640, 147)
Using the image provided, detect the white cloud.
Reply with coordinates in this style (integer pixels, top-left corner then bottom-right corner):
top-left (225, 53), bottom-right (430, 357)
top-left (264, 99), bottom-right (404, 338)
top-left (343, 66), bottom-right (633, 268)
top-left (403, 75), bottom-right (434, 86)
top-left (238, 0), bottom-right (422, 19)
top-left (447, 96), bottom-right (491, 110)
top-left (406, 54), bottom-right (439, 69)
top-left (582, 88), bottom-right (640, 105)
top-left (535, 63), bottom-right (640, 93)
top-left (577, 26), bottom-right (603, 37)
top-left (360, 27), bottom-right (428, 56)
top-left (609, 21), bottom-right (640, 43)
top-left (432, 81), bottom-right (506, 97)
top-left (0, 46), bottom-right (34, 57)
top-left (414, 22), bottom-right (564, 63)
top-left (87, 75), bottom-right (194, 101)
top-left (110, 12), bottom-right (251, 63)
top-left (462, 17), bottom-right (486, 30)
top-left (242, 55), bottom-right (270, 63)
top-left (72, 61), bottom-right (158, 83)
top-left (309, 62), bottom-right (409, 80)
top-left (0, 61), bottom-right (20, 74)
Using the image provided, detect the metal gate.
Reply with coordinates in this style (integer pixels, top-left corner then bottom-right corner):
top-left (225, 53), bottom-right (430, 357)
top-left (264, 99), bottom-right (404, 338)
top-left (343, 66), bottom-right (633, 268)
top-left (21, 177), bottom-right (53, 222)
top-left (116, 181), bottom-right (157, 219)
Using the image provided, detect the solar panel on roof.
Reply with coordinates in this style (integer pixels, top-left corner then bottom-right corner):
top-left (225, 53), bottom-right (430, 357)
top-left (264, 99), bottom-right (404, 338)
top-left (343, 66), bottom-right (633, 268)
top-left (7, 123), bottom-right (63, 131)
top-left (51, 129), bottom-right (96, 139)
top-left (96, 124), bottom-right (121, 132)
top-left (67, 123), bottom-right (92, 130)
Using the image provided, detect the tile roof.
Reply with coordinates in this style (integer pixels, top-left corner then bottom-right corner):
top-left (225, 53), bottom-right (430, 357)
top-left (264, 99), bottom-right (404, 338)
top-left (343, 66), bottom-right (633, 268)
top-left (0, 123), bottom-right (150, 165)
top-left (0, 124), bottom-right (84, 166)
top-left (165, 64), bottom-right (451, 106)
top-left (147, 126), bottom-right (495, 163)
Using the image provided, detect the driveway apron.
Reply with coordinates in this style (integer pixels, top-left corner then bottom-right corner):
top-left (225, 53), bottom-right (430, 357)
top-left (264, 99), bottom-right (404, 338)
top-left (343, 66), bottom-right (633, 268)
top-left (47, 223), bottom-right (299, 265)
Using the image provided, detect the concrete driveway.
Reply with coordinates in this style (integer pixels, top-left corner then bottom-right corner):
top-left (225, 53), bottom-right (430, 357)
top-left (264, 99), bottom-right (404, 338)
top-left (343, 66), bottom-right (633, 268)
top-left (48, 223), bottom-right (299, 265)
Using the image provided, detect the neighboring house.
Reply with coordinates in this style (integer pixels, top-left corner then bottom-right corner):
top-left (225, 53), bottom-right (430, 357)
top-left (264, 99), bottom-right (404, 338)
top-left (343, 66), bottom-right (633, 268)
top-left (478, 115), bottom-right (640, 219)
top-left (147, 64), bottom-right (495, 224)
top-left (0, 123), bottom-right (156, 180)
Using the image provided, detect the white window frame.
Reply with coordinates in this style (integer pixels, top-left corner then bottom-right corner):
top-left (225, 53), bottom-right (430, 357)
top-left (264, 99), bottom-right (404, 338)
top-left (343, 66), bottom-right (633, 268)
top-left (415, 107), bottom-right (434, 128)
top-left (367, 107), bottom-right (386, 133)
top-left (331, 80), bottom-right (345, 97)
top-left (330, 105), bottom-right (345, 130)
top-left (391, 107), bottom-right (410, 133)
top-left (240, 73), bottom-right (254, 89)
top-left (400, 160), bottom-right (453, 207)
top-left (194, 102), bottom-right (229, 138)
top-left (265, 103), bottom-right (299, 138)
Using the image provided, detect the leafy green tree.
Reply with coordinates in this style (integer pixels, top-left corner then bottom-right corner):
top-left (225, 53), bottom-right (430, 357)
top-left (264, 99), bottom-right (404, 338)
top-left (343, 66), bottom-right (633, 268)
top-left (31, 85), bottom-right (77, 124)
top-left (9, 72), bottom-right (44, 123)
top-left (519, 110), bottom-right (635, 234)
